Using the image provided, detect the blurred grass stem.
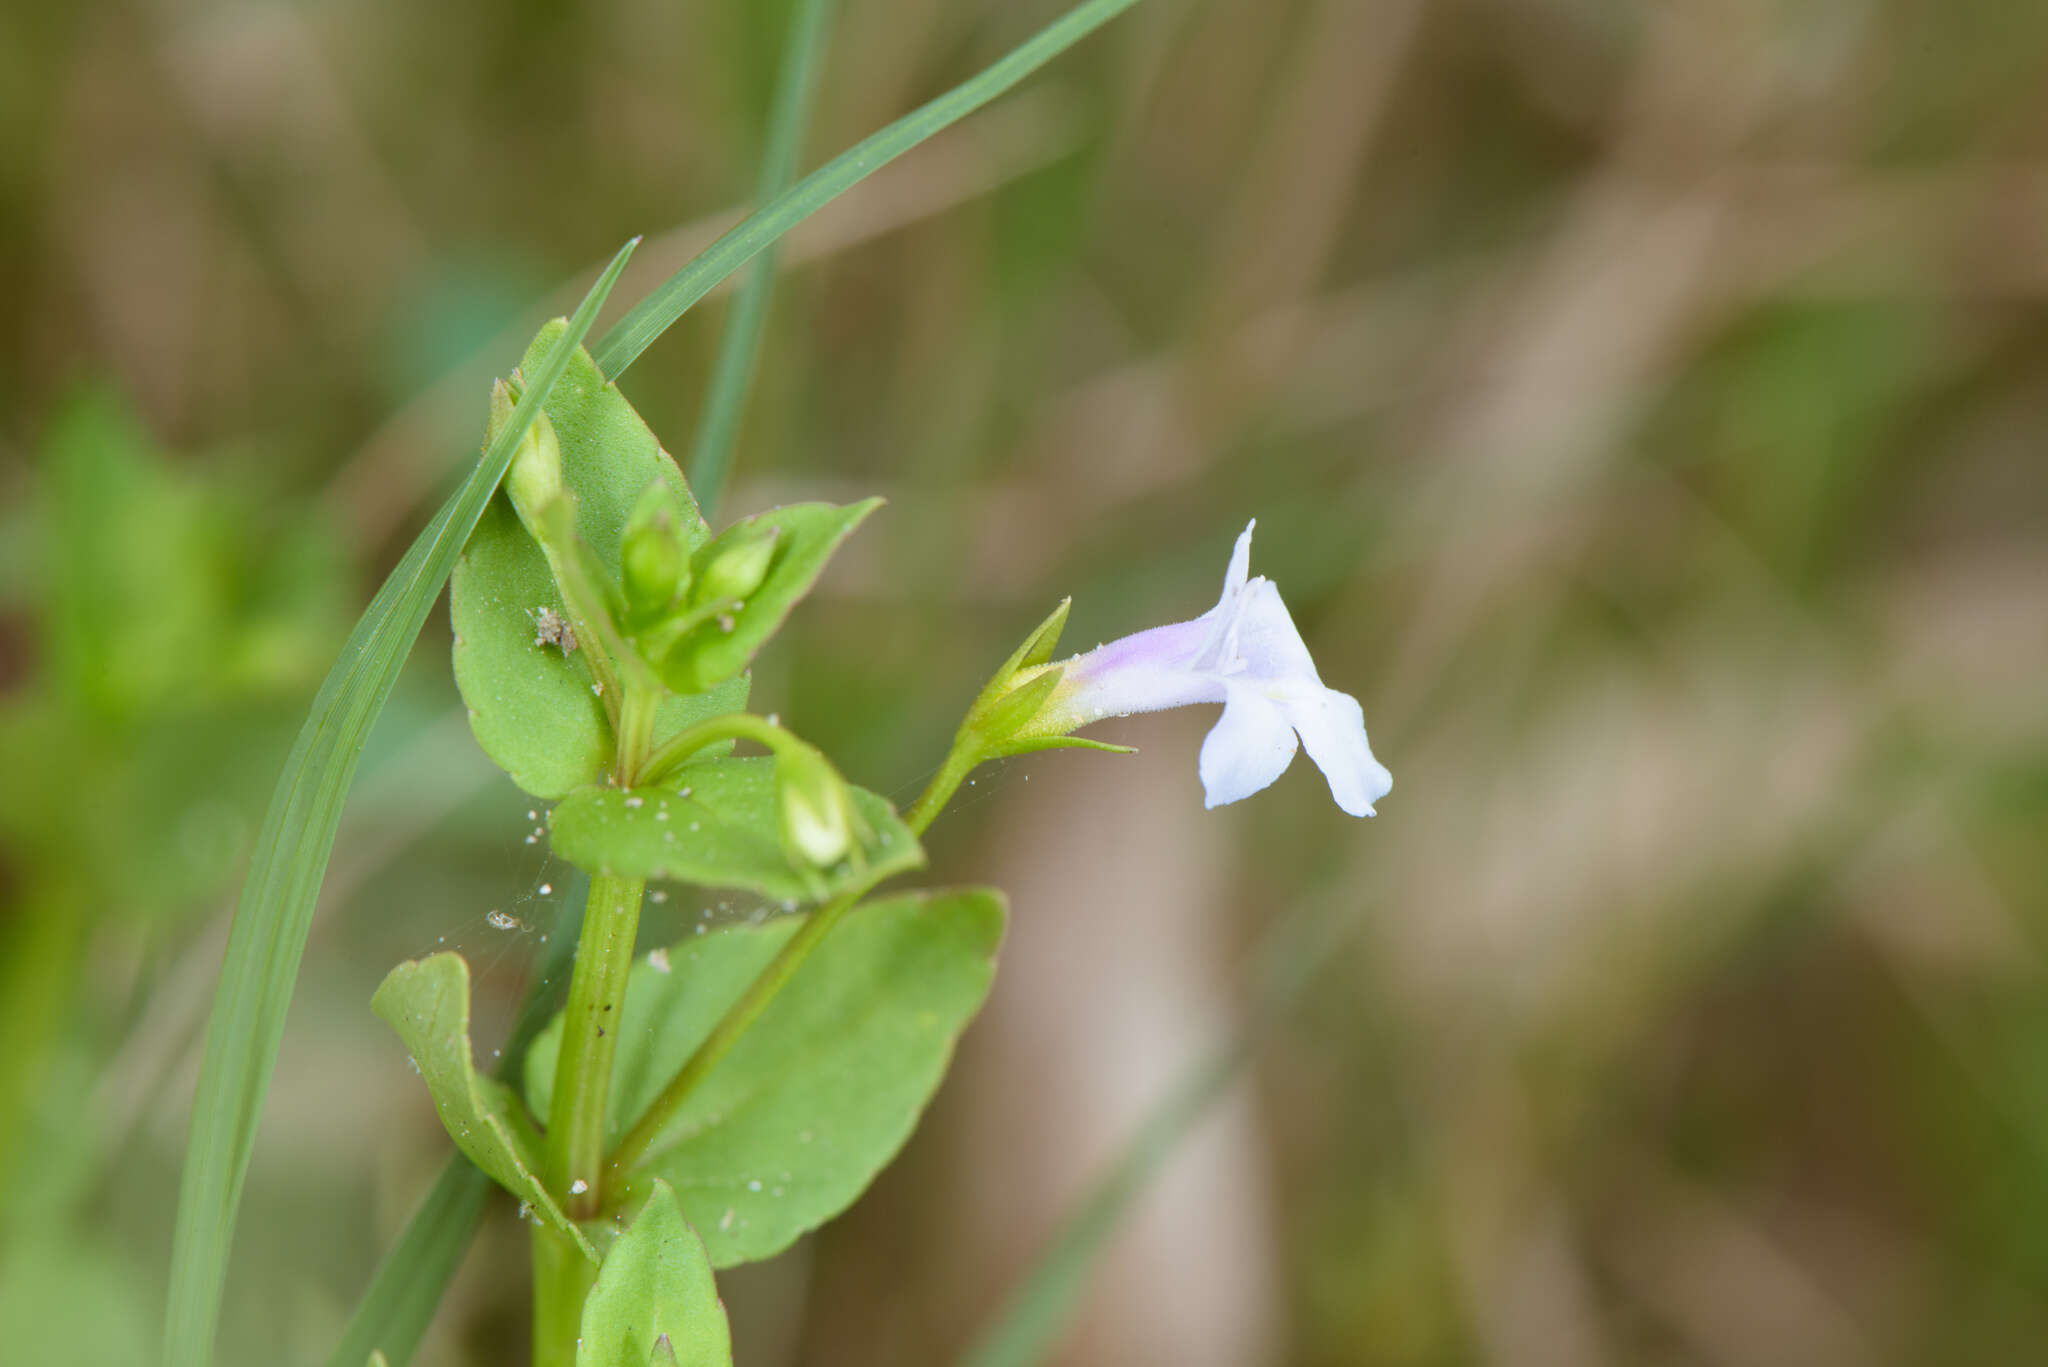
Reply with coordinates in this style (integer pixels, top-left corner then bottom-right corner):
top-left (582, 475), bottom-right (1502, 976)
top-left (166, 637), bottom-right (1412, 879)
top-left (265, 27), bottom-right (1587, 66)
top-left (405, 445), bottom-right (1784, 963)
top-left (688, 0), bottom-right (838, 520)
top-left (590, 0), bottom-right (1148, 379)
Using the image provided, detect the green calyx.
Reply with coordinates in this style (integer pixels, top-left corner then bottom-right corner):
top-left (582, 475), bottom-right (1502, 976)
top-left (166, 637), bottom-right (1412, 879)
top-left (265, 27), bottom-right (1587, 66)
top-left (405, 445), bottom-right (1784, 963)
top-left (955, 598), bottom-right (1130, 761)
top-left (903, 597), bottom-right (1136, 834)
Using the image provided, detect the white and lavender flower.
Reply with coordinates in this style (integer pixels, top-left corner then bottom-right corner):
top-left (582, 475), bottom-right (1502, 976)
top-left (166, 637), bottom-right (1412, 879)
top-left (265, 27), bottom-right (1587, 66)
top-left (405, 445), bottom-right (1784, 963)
top-left (1015, 521), bottom-right (1391, 816)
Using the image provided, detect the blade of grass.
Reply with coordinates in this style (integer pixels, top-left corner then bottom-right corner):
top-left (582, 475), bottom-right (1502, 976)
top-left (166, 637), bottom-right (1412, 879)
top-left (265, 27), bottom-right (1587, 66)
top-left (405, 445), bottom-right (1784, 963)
top-left (322, 1162), bottom-right (491, 1367)
top-left (163, 239), bottom-right (639, 1367)
top-left (322, 878), bottom-right (587, 1367)
top-left (958, 894), bottom-right (1357, 1367)
top-left (592, 0), bottom-right (1146, 381)
top-left (688, 0), bottom-right (839, 520)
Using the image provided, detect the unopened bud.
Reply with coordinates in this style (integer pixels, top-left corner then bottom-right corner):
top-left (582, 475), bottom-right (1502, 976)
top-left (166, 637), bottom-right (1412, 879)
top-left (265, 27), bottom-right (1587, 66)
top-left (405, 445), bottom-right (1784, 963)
top-left (775, 742), bottom-right (859, 869)
top-left (500, 390), bottom-right (564, 541)
top-left (621, 483), bottom-right (687, 620)
top-left (690, 519), bottom-right (782, 606)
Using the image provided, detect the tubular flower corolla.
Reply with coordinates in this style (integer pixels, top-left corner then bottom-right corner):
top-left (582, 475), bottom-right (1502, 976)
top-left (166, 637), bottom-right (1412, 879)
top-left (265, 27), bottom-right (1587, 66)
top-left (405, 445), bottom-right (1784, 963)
top-left (1017, 521), bottom-right (1391, 816)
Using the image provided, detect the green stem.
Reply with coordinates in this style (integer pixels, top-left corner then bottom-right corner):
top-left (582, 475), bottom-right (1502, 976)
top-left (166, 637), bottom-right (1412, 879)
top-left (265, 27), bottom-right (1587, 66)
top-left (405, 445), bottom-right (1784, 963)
top-left (531, 1224), bottom-right (597, 1367)
top-left (638, 709), bottom-right (804, 787)
top-left (602, 741), bottom-right (982, 1186)
top-left (544, 871), bottom-right (645, 1219)
top-left (615, 685), bottom-right (661, 787)
top-left (904, 744), bottom-right (978, 836)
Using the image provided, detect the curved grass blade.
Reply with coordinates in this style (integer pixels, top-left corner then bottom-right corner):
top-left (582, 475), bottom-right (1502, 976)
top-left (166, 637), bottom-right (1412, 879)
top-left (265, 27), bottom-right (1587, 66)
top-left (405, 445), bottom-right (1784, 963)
top-left (163, 239), bottom-right (640, 1367)
top-left (688, 0), bottom-right (839, 520)
top-left (592, 0), bottom-right (1146, 381)
top-left (321, 1160), bottom-right (490, 1367)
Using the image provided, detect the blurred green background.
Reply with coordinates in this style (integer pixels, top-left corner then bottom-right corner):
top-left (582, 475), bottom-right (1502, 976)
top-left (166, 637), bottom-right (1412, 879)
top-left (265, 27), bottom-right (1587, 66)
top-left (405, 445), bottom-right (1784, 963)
top-left (4, 0), bottom-right (2048, 1363)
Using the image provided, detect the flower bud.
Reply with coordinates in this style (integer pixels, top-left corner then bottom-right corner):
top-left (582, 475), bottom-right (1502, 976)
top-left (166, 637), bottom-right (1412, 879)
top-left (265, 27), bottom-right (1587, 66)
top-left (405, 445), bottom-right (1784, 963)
top-left (775, 741), bottom-right (860, 870)
top-left (690, 519), bottom-right (782, 606)
top-left (621, 483), bottom-right (687, 620)
top-left (499, 387), bottom-right (564, 543)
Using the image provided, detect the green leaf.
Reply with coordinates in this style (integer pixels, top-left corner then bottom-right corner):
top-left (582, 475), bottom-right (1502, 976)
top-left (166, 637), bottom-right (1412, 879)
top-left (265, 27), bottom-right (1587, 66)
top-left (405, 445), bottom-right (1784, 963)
top-left (527, 889), bottom-right (1004, 1266)
top-left (369, 1354), bottom-right (391, 1367)
top-left (323, 876), bottom-right (588, 1367)
top-left (656, 500), bottom-right (879, 694)
top-left (545, 755), bottom-right (922, 902)
top-left (591, 0), bottom-right (1150, 381)
top-left (163, 238), bottom-right (637, 1367)
top-left (371, 953), bottom-right (596, 1263)
top-left (577, 1180), bottom-right (732, 1367)
top-left (452, 325), bottom-right (748, 798)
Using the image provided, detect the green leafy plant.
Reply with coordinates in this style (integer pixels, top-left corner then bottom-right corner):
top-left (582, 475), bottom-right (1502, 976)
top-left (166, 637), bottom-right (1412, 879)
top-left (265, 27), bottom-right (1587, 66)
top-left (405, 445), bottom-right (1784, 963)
top-left (400, 310), bottom-right (1029, 1363)
top-left (161, 2), bottom-right (1395, 1363)
top-left (361, 304), bottom-right (1387, 1365)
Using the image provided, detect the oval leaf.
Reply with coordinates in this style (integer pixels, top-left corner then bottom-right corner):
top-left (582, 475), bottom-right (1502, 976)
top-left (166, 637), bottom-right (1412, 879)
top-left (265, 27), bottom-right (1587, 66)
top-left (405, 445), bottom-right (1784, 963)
top-left (546, 755), bottom-right (922, 902)
top-left (371, 953), bottom-right (594, 1262)
top-left (451, 323), bottom-right (744, 798)
top-left (527, 889), bottom-right (1004, 1265)
top-left (577, 1180), bottom-right (731, 1367)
